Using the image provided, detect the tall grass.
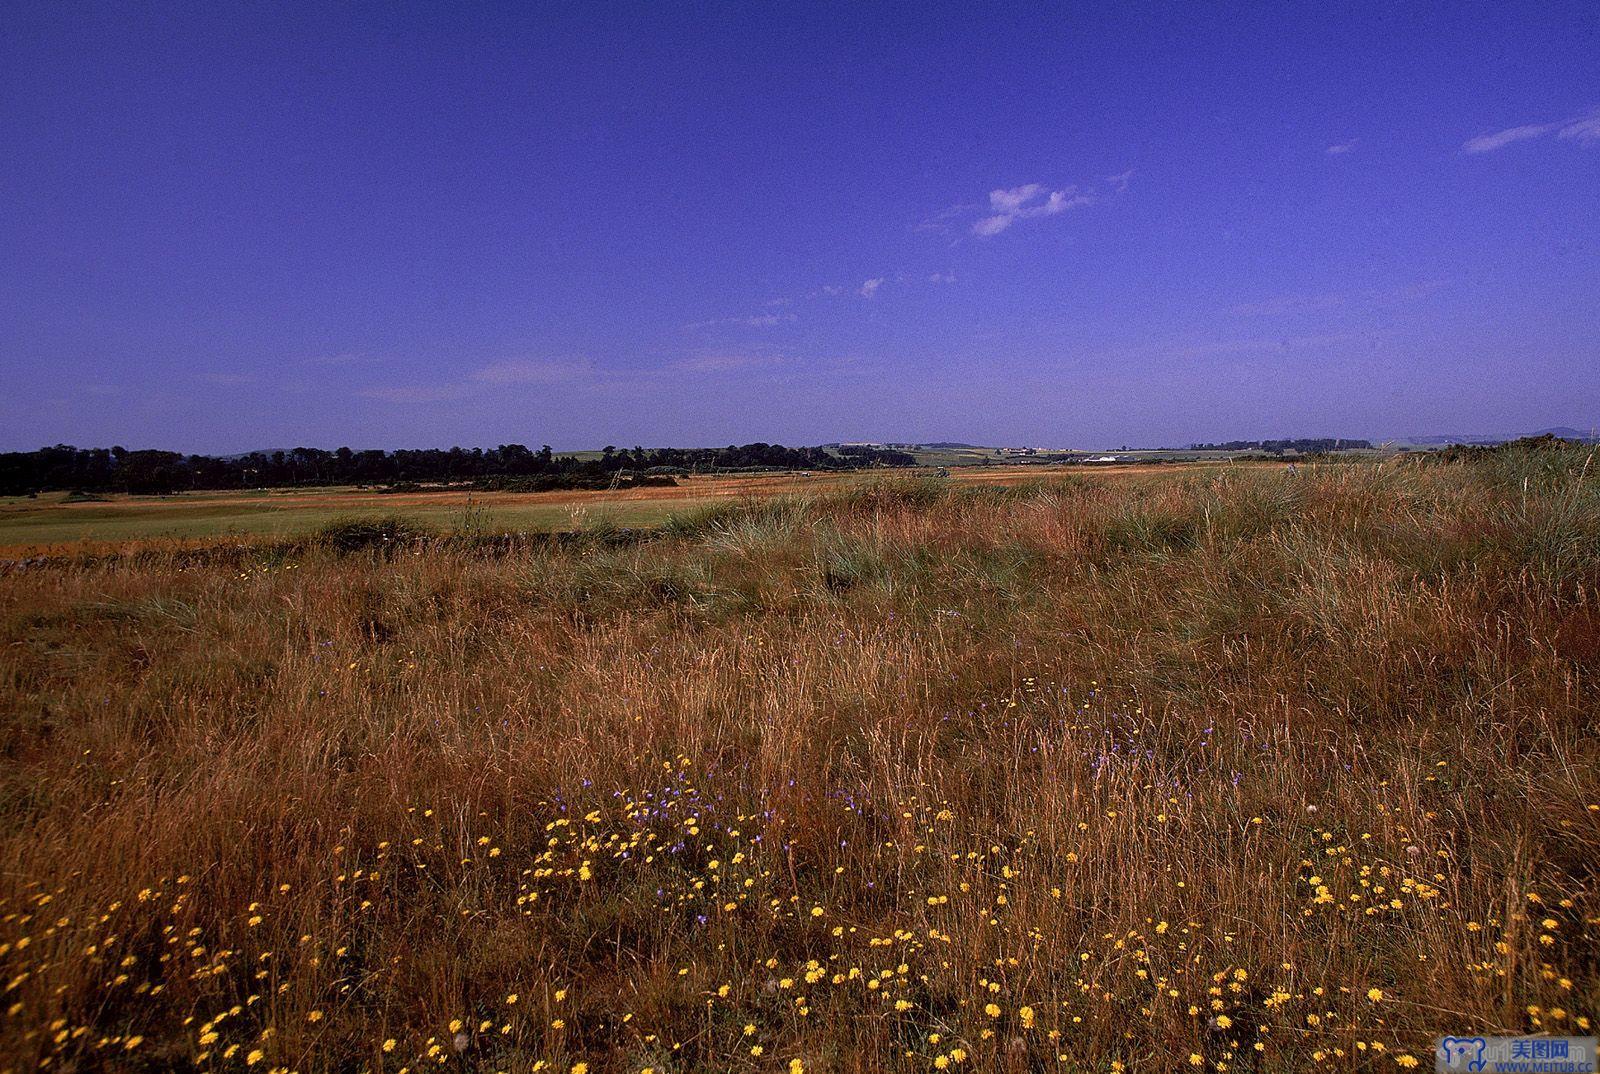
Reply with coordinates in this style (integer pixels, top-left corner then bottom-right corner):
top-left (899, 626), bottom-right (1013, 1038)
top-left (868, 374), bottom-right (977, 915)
top-left (0, 452), bottom-right (1596, 1072)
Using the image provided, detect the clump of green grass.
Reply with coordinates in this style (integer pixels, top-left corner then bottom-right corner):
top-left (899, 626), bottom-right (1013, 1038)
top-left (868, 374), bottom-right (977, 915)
top-left (833, 473), bottom-right (950, 512)
top-left (660, 496), bottom-right (807, 543)
top-left (312, 514), bottom-right (431, 553)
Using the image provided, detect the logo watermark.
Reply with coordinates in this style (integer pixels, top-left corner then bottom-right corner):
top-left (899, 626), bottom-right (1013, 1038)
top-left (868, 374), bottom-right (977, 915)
top-left (1437, 1036), bottom-right (1597, 1073)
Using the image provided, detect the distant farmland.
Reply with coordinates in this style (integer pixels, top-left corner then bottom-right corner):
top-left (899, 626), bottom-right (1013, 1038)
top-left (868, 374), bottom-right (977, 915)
top-left (0, 462), bottom-right (1261, 551)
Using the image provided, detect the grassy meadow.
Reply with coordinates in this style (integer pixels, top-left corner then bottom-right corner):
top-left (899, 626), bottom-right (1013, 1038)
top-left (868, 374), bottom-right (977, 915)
top-left (0, 487), bottom-right (700, 549)
top-left (1, 450), bottom-right (1597, 1072)
top-left (0, 465), bottom-right (1234, 553)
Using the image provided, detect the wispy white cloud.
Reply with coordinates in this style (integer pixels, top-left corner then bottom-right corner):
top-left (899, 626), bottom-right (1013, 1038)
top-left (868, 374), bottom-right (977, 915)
top-left (1464, 107), bottom-right (1600, 153)
top-left (685, 312), bottom-right (797, 330)
top-left (968, 179), bottom-right (1103, 238)
top-left (1326, 140), bottom-right (1358, 155)
top-left (919, 172), bottom-right (1123, 238)
top-left (928, 271), bottom-right (956, 284)
top-left (859, 277), bottom-right (884, 298)
top-left (987, 183), bottom-right (1044, 215)
top-left (1558, 111), bottom-right (1600, 143)
top-left (1041, 189), bottom-right (1091, 214)
top-left (1464, 122), bottom-right (1559, 154)
top-left (972, 213), bottom-right (1016, 238)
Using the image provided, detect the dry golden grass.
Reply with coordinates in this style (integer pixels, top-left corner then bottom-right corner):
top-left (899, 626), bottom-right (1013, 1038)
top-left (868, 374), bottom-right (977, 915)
top-left (1, 451), bottom-right (1596, 1072)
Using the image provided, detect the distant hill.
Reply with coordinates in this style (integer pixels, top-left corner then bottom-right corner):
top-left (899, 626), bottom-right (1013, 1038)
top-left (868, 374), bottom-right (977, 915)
top-left (1532, 426), bottom-right (1599, 442)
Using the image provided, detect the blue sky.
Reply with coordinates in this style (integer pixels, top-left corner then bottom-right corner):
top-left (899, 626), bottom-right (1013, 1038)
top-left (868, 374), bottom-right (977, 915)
top-left (2, 2), bottom-right (1596, 452)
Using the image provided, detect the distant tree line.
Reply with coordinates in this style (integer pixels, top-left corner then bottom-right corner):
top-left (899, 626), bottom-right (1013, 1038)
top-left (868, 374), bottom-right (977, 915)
top-left (1190, 438), bottom-right (1373, 454)
top-left (0, 442), bottom-right (916, 496)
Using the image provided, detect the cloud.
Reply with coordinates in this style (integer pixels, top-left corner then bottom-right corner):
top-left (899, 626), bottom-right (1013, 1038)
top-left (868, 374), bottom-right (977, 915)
top-left (969, 181), bottom-right (1099, 238)
top-left (1041, 189), bottom-right (1091, 214)
top-left (470, 358), bottom-right (591, 385)
top-left (1464, 122), bottom-right (1559, 154)
top-left (1559, 111), bottom-right (1600, 143)
top-left (928, 271), bottom-right (956, 284)
top-left (859, 277), bottom-right (884, 298)
top-left (1464, 107), bottom-right (1600, 153)
top-left (988, 183), bottom-right (1044, 215)
top-left (921, 172), bottom-right (1123, 238)
top-left (972, 214), bottom-right (1015, 237)
top-left (914, 202), bottom-right (978, 232)
top-left (685, 312), bottom-right (797, 330)
top-left (1326, 140), bottom-right (1358, 155)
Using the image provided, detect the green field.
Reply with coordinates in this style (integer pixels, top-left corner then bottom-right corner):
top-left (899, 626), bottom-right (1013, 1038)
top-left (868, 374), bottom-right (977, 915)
top-left (0, 462), bottom-right (1288, 550)
top-left (0, 489), bottom-right (695, 548)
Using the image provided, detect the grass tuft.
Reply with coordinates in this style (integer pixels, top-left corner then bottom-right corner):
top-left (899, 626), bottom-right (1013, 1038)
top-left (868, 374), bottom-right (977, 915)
top-left (312, 514), bottom-right (432, 553)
